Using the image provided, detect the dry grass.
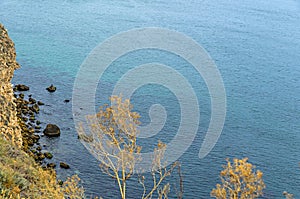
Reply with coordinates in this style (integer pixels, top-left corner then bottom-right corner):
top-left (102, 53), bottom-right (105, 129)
top-left (0, 137), bottom-right (85, 199)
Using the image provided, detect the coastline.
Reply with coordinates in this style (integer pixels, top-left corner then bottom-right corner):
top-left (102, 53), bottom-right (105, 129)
top-left (1, 0), bottom-right (299, 195)
top-left (0, 23), bottom-right (80, 198)
top-left (0, 23), bottom-right (69, 169)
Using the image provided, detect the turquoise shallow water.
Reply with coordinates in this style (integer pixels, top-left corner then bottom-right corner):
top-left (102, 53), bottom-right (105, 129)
top-left (1, 0), bottom-right (300, 198)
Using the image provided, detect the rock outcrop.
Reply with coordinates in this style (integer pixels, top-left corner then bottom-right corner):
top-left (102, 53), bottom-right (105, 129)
top-left (0, 24), bottom-right (22, 147)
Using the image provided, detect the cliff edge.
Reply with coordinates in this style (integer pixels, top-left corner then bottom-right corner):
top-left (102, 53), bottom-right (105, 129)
top-left (0, 24), bottom-right (22, 147)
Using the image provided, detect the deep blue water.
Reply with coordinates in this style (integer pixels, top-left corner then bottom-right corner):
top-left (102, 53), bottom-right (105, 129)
top-left (1, 0), bottom-right (300, 198)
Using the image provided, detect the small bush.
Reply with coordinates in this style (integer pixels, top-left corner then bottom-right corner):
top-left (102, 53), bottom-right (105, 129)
top-left (211, 158), bottom-right (265, 199)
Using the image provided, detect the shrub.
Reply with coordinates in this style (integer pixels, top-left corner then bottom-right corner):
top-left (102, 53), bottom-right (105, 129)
top-left (211, 158), bottom-right (265, 199)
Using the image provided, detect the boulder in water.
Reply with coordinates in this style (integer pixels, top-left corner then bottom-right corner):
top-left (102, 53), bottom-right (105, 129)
top-left (14, 84), bottom-right (30, 91)
top-left (46, 84), bottom-right (56, 92)
top-left (60, 162), bottom-right (70, 169)
top-left (43, 124), bottom-right (60, 137)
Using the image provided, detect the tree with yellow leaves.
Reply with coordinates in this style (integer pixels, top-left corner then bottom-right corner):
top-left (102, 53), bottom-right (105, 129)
top-left (78, 95), bottom-right (182, 199)
top-left (211, 158), bottom-right (265, 199)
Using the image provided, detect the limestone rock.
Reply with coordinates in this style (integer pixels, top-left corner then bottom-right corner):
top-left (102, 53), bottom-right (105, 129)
top-left (0, 24), bottom-right (22, 147)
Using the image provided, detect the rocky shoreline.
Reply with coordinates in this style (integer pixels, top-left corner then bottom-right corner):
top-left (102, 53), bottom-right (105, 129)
top-left (13, 85), bottom-right (64, 168)
top-left (0, 24), bottom-right (69, 170)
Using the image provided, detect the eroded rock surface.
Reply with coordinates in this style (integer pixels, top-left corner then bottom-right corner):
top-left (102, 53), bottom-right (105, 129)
top-left (0, 24), bottom-right (22, 147)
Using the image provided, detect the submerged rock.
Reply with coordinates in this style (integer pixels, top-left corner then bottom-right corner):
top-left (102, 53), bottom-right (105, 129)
top-left (29, 116), bottom-right (35, 122)
top-left (35, 125), bottom-right (41, 130)
top-left (43, 124), bottom-right (60, 137)
top-left (60, 162), bottom-right (70, 169)
top-left (46, 84), bottom-right (56, 92)
top-left (47, 163), bottom-right (56, 169)
top-left (37, 101), bottom-right (44, 106)
top-left (31, 104), bottom-right (39, 113)
top-left (14, 84), bottom-right (30, 91)
top-left (44, 152), bottom-right (53, 159)
top-left (28, 97), bottom-right (36, 104)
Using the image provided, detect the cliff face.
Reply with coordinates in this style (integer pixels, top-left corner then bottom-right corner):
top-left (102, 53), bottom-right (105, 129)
top-left (0, 24), bottom-right (22, 147)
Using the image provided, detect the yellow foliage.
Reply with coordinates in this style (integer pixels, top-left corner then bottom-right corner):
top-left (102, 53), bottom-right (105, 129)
top-left (78, 95), bottom-right (143, 199)
top-left (0, 137), bottom-right (85, 199)
top-left (61, 175), bottom-right (85, 199)
top-left (78, 95), bottom-right (181, 199)
top-left (211, 158), bottom-right (265, 199)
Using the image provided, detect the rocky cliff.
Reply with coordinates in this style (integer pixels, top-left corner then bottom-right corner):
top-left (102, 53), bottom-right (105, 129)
top-left (0, 24), bottom-right (22, 147)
